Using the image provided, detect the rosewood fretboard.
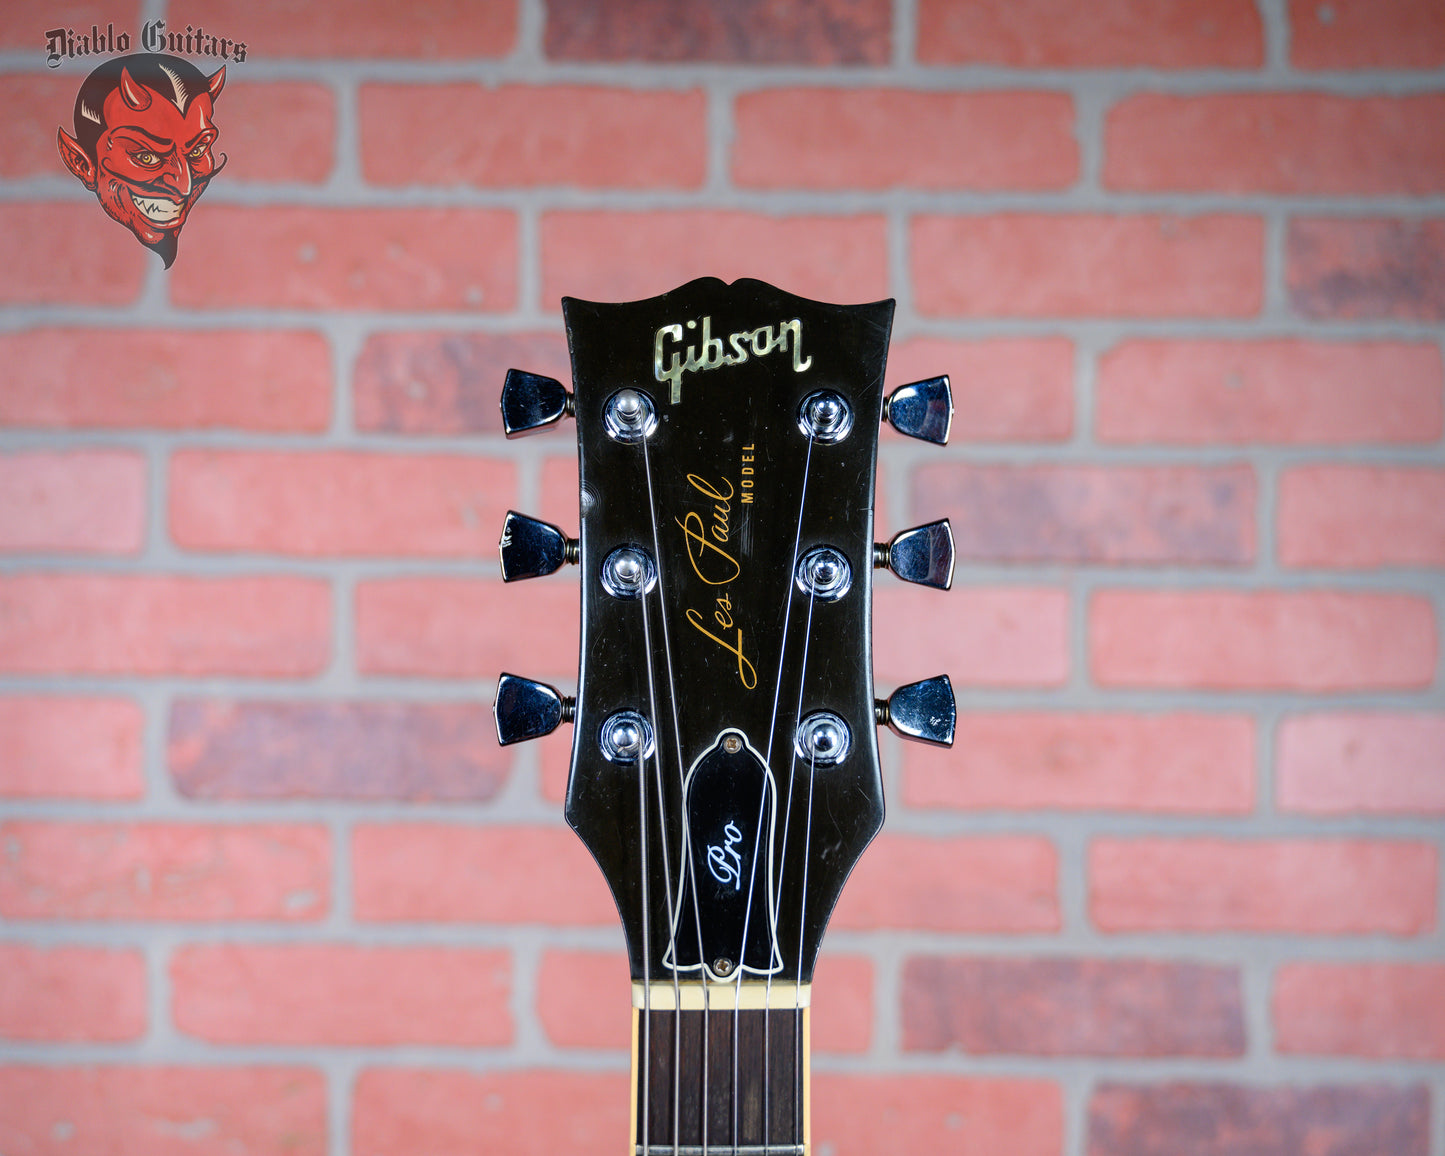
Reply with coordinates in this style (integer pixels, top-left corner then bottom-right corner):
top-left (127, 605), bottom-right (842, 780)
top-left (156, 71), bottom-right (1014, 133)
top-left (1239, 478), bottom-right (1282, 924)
top-left (634, 1001), bottom-right (808, 1155)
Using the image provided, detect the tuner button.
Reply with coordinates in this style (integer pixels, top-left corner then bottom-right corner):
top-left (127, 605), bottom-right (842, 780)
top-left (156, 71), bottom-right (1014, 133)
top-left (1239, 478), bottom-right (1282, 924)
top-left (884, 375), bottom-right (954, 445)
top-left (499, 511), bottom-right (578, 582)
top-left (501, 369), bottom-right (573, 438)
top-left (875, 519), bottom-right (955, 590)
top-left (876, 675), bottom-right (956, 748)
top-left (494, 673), bottom-right (574, 746)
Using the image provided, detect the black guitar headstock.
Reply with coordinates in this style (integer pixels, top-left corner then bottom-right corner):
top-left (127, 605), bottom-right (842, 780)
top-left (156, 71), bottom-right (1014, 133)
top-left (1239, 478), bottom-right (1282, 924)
top-left (495, 277), bottom-right (955, 990)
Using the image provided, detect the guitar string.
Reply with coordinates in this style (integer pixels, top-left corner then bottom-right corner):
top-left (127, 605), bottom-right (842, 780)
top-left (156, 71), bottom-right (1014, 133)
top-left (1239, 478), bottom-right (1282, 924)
top-left (636, 648), bottom-right (652, 1156)
top-left (638, 587), bottom-right (681, 1156)
top-left (641, 430), bottom-right (713, 1155)
top-left (793, 744), bottom-right (819, 1150)
top-left (766, 581), bottom-right (817, 1152)
top-left (733, 430), bottom-right (815, 1156)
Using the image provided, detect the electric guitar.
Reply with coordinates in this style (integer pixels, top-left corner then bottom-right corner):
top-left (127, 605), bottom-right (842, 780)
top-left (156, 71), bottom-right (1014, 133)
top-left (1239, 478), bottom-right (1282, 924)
top-left (494, 277), bottom-right (956, 1155)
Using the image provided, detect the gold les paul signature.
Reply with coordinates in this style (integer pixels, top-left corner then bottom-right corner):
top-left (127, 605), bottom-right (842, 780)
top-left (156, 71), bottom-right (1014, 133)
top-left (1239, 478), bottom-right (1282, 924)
top-left (678, 471), bottom-right (758, 689)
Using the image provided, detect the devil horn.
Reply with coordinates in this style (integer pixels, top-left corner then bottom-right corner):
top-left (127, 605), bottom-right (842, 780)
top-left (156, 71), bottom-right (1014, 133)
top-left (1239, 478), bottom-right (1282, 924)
top-left (207, 65), bottom-right (225, 101)
top-left (119, 67), bottom-right (151, 111)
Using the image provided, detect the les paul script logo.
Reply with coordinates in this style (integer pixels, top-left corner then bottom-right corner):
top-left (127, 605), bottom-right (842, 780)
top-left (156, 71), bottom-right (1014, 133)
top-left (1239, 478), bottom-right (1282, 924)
top-left (654, 315), bottom-right (811, 404)
top-left (679, 473), bottom-right (757, 689)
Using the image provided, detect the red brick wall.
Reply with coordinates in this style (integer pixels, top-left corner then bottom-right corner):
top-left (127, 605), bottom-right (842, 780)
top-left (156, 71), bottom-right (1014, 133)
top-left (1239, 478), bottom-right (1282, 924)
top-left (0, 1), bottom-right (1441, 1153)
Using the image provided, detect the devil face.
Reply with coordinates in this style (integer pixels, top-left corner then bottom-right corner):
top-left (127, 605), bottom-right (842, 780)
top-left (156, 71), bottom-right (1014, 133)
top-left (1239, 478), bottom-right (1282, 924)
top-left (91, 84), bottom-right (219, 245)
top-left (59, 58), bottom-right (225, 267)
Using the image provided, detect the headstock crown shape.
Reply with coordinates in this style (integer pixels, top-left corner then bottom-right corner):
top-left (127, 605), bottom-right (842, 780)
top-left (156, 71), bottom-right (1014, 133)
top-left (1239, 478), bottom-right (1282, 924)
top-left (495, 277), bottom-right (955, 1152)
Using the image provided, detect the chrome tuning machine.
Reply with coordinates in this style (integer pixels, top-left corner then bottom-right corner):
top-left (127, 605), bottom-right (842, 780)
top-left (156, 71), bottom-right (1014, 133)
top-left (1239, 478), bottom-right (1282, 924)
top-left (875, 519), bottom-right (955, 590)
top-left (499, 511), bottom-right (578, 582)
top-left (500, 369), bottom-right (573, 438)
top-left (494, 673), bottom-right (574, 746)
top-left (883, 375), bottom-right (954, 445)
top-left (876, 675), bottom-right (956, 748)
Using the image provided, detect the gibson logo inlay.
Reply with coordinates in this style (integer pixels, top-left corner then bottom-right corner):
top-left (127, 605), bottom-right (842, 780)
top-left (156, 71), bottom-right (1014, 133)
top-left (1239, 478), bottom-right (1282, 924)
top-left (654, 315), bottom-right (812, 404)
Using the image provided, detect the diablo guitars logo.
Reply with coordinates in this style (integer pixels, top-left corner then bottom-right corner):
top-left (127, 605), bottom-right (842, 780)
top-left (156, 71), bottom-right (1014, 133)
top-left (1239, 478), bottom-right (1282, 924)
top-left (57, 54), bottom-right (225, 268)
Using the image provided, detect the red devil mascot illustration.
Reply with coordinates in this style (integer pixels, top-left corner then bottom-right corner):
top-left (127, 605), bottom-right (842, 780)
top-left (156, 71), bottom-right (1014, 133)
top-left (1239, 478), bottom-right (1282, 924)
top-left (58, 54), bottom-right (225, 268)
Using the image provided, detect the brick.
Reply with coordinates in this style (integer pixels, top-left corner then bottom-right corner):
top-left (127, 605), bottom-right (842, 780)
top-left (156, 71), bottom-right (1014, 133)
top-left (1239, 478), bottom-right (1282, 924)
top-left (1090, 838), bottom-right (1437, 935)
top-left (356, 578), bottom-right (577, 679)
top-left (1106, 95), bottom-right (1445, 195)
top-left (1290, 0), bottom-right (1445, 68)
top-left (0, 944), bottom-right (145, 1041)
top-left (354, 1069), bottom-right (628, 1155)
top-left (536, 948), bottom-right (630, 1049)
top-left (812, 954), bottom-right (873, 1053)
top-left (1289, 218), bottom-right (1445, 321)
top-left (2, 2), bottom-right (140, 47)
top-left (170, 450), bottom-right (514, 557)
top-left (814, 1075), bottom-right (1062, 1156)
top-left (362, 84), bottom-right (705, 189)
top-left (1096, 339), bottom-right (1444, 445)
top-left (913, 215), bottom-right (1263, 318)
top-left (169, 207), bottom-right (517, 310)
top-left (545, 0), bottom-right (889, 63)
top-left (170, 699), bottom-right (510, 801)
top-left (830, 835), bottom-right (1059, 932)
top-left (223, 83), bottom-right (335, 183)
top-left (1279, 467), bottom-right (1445, 568)
top-left (1087, 1083), bottom-right (1429, 1156)
top-left (0, 1066), bottom-right (326, 1156)
top-left (904, 712), bottom-right (1255, 814)
top-left (186, 0), bottom-right (515, 57)
top-left (0, 821), bottom-right (329, 921)
top-left (540, 455), bottom-right (582, 529)
top-left (0, 203), bottom-right (146, 305)
top-left (876, 586), bottom-right (1069, 687)
top-left (1089, 589), bottom-right (1436, 691)
top-left (913, 464), bottom-right (1255, 565)
top-left (1277, 713), bottom-right (1445, 815)
top-left (0, 450), bottom-right (144, 554)
top-left (0, 328), bottom-right (331, 431)
top-left (0, 574), bottom-right (330, 676)
top-left (917, 0), bottom-right (1263, 66)
top-left (353, 824), bottom-right (616, 924)
top-left (734, 90), bottom-right (1076, 191)
top-left (173, 943), bottom-right (510, 1045)
top-left (355, 330), bottom-right (571, 434)
top-left (1274, 963), bottom-right (1445, 1059)
top-left (0, 75), bottom-right (73, 176)
top-left (886, 337), bottom-right (1073, 442)
top-left (540, 729), bottom-right (572, 802)
top-left (904, 957), bottom-right (1244, 1056)
top-left (0, 697), bottom-right (143, 800)
top-left (541, 211), bottom-right (889, 308)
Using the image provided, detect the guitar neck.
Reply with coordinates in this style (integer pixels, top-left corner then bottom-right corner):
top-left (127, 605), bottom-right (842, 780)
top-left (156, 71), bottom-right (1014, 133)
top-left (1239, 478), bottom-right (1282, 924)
top-left (632, 984), bottom-right (810, 1155)
top-left (493, 277), bottom-right (956, 1156)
